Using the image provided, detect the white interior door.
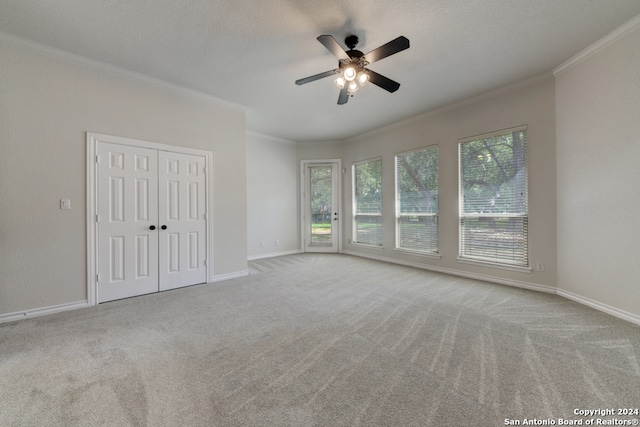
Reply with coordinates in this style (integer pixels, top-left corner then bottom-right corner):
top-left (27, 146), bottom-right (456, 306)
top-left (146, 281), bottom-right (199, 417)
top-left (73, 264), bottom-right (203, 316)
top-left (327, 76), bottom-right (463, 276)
top-left (303, 161), bottom-right (340, 253)
top-left (97, 142), bottom-right (159, 302)
top-left (96, 142), bottom-right (207, 302)
top-left (158, 151), bottom-right (207, 291)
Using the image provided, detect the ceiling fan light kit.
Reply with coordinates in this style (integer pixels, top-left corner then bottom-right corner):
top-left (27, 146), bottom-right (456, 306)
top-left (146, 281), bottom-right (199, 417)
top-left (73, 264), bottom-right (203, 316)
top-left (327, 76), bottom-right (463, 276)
top-left (295, 34), bottom-right (410, 105)
top-left (343, 66), bottom-right (357, 81)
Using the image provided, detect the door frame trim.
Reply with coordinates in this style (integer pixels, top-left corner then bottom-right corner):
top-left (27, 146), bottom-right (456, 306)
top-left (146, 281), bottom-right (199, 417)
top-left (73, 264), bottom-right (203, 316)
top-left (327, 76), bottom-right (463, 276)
top-left (300, 159), bottom-right (342, 254)
top-left (86, 132), bottom-right (213, 306)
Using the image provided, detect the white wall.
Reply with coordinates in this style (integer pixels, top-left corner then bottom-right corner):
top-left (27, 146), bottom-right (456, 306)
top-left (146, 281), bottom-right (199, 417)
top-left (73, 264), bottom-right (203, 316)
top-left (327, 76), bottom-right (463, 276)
top-left (296, 141), bottom-right (345, 161)
top-left (0, 37), bottom-right (247, 317)
top-left (4, 16), bottom-right (638, 324)
top-left (341, 75), bottom-right (558, 291)
top-left (246, 132), bottom-right (298, 259)
top-left (555, 17), bottom-right (640, 320)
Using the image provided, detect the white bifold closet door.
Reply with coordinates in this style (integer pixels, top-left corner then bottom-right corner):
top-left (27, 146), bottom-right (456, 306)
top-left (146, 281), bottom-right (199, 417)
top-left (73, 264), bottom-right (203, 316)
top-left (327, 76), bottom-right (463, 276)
top-left (97, 142), bottom-right (206, 303)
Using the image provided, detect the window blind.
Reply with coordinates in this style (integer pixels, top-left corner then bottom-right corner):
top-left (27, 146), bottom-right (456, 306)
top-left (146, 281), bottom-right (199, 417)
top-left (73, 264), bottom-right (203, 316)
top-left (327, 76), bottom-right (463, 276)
top-left (353, 158), bottom-right (382, 246)
top-left (395, 146), bottom-right (438, 253)
top-left (459, 126), bottom-right (528, 267)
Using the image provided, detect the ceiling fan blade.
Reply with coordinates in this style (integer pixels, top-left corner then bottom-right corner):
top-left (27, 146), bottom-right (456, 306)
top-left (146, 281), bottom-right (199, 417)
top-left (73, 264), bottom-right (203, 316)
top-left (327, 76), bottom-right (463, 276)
top-left (367, 70), bottom-right (401, 93)
top-left (295, 68), bottom-right (340, 85)
top-left (317, 35), bottom-right (350, 61)
top-left (364, 36), bottom-right (410, 64)
top-left (337, 85), bottom-right (349, 105)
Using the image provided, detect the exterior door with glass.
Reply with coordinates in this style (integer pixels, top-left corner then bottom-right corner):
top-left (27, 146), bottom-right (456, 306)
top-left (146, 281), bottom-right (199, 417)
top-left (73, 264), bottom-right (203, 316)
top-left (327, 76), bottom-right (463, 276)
top-left (302, 161), bottom-right (341, 253)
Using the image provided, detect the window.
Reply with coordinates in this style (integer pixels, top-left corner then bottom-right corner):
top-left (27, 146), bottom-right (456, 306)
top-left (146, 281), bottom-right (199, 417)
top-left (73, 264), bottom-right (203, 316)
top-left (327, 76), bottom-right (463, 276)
top-left (459, 126), bottom-right (528, 268)
top-left (395, 146), bottom-right (438, 254)
top-left (352, 158), bottom-right (382, 246)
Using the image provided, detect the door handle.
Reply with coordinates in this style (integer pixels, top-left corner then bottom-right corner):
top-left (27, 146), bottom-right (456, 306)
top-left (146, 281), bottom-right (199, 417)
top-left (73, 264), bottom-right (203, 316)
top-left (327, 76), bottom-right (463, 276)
top-left (149, 225), bottom-right (156, 230)
top-left (161, 225), bottom-right (167, 230)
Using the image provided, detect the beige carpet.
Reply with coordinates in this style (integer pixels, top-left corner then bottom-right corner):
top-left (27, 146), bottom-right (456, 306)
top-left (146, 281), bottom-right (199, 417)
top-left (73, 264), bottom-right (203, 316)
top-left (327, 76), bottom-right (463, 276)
top-left (1, 254), bottom-right (639, 426)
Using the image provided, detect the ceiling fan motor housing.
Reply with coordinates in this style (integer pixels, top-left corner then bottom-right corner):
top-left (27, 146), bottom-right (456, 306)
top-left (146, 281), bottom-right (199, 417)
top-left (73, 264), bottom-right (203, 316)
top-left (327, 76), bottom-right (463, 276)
top-left (345, 35), bottom-right (359, 49)
top-left (340, 49), bottom-right (367, 70)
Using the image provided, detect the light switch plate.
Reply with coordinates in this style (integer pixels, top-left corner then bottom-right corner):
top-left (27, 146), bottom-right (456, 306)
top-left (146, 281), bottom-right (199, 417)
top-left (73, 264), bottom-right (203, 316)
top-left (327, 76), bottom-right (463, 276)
top-left (60, 199), bottom-right (71, 210)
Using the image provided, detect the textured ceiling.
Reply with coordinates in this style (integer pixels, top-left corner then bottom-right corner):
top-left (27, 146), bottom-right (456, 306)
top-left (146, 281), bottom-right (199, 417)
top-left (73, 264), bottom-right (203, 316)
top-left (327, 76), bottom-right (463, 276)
top-left (1, 0), bottom-right (639, 142)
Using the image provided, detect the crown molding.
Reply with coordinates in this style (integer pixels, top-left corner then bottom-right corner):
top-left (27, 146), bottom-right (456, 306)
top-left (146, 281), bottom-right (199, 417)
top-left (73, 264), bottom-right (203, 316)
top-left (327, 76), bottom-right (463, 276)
top-left (554, 13), bottom-right (640, 76)
top-left (246, 131), bottom-right (297, 145)
top-left (345, 72), bottom-right (553, 143)
top-left (0, 31), bottom-right (247, 112)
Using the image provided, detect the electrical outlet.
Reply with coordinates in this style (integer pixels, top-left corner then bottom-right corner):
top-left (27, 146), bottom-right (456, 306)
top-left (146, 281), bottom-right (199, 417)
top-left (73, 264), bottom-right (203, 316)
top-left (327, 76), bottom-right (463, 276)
top-left (536, 263), bottom-right (545, 272)
top-left (60, 199), bottom-right (71, 210)
top-left (260, 241), bottom-right (265, 247)
top-left (275, 240), bottom-right (280, 246)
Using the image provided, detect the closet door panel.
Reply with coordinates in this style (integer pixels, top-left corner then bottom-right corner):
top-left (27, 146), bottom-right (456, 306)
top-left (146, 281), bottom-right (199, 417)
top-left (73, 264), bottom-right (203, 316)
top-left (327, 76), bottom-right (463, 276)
top-left (158, 151), bottom-right (207, 291)
top-left (97, 143), bottom-right (159, 302)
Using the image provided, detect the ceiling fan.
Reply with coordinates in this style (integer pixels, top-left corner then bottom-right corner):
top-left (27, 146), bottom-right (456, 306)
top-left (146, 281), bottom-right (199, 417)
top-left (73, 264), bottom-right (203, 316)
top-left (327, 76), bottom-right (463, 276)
top-left (295, 34), bottom-right (410, 105)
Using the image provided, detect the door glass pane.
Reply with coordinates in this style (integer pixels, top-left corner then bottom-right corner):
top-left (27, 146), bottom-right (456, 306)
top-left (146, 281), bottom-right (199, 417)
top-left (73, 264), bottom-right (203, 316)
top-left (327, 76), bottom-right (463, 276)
top-left (310, 166), bottom-right (332, 246)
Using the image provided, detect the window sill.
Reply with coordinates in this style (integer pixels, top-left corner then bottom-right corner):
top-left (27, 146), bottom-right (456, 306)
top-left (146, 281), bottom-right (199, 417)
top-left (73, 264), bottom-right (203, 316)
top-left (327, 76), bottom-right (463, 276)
top-left (457, 257), bottom-right (532, 273)
top-left (394, 248), bottom-right (441, 259)
top-left (351, 243), bottom-right (384, 250)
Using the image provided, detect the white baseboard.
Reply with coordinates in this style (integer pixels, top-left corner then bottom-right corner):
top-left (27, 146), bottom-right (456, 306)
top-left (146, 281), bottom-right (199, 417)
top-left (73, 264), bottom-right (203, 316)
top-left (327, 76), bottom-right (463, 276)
top-left (247, 249), bottom-right (301, 261)
top-left (343, 250), bottom-right (556, 294)
top-left (0, 300), bottom-right (89, 324)
top-left (4, 257), bottom-right (639, 327)
top-left (211, 270), bottom-right (249, 283)
top-left (1, 272), bottom-right (249, 324)
top-left (344, 250), bottom-right (640, 326)
top-left (557, 289), bottom-right (640, 326)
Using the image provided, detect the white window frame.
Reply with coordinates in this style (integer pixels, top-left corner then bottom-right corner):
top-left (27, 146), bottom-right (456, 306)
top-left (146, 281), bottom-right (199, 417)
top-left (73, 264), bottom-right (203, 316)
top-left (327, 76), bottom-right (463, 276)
top-left (394, 145), bottom-right (440, 257)
top-left (352, 157), bottom-right (383, 248)
top-left (458, 125), bottom-right (531, 272)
